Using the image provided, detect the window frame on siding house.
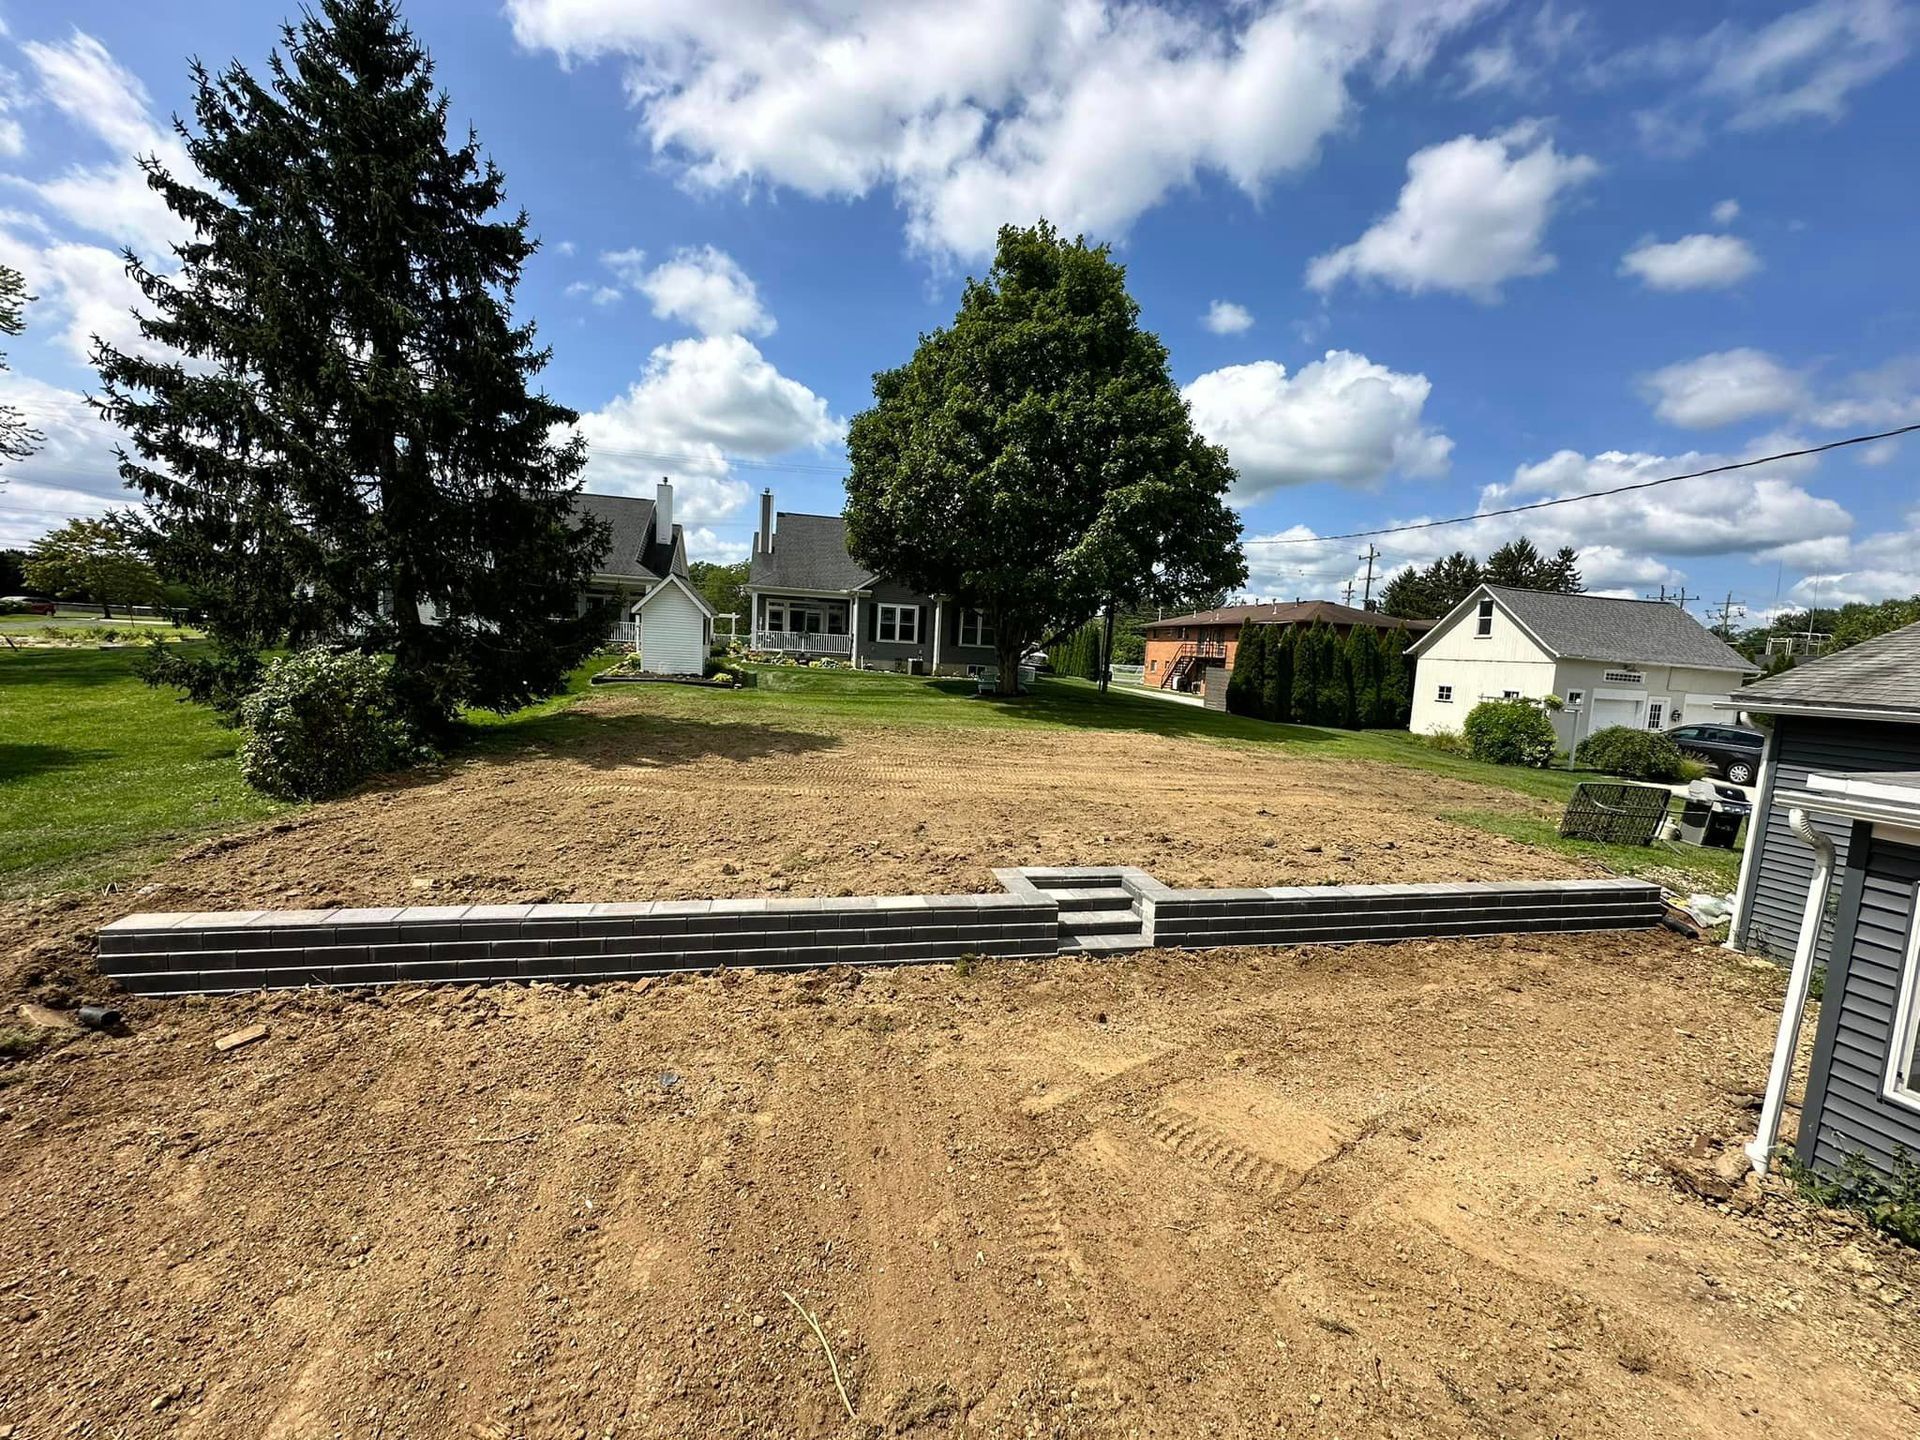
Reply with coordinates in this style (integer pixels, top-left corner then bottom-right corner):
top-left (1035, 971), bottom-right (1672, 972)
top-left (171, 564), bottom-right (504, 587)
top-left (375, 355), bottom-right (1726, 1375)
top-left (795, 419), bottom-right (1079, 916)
top-left (1882, 881), bottom-right (1920, 1113)
top-left (877, 603), bottom-right (920, 644)
top-left (959, 609), bottom-right (994, 647)
top-left (1436, 684), bottom-right (1453, 703)
top-left (1475, 599), bottom-right (1494, 638)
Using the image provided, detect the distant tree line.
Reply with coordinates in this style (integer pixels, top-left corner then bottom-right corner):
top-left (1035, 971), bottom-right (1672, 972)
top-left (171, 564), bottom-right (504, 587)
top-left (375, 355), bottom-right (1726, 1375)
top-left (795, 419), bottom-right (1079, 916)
top-left (1379, 538), bottom-right (1583, 620)
top-left (1226, 622), bottom-right (1413, 729)
top-left (1733, 595), bottom-right (1920, 673)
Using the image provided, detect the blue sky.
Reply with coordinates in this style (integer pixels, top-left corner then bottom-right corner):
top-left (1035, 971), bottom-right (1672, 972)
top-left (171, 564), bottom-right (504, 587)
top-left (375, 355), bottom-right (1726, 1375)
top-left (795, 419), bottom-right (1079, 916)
top-left (2, 0), bottom-right (1916, 621)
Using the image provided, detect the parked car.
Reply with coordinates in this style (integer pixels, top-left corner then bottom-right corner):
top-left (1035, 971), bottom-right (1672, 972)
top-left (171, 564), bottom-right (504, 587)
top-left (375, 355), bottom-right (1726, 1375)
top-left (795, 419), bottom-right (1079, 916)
top-left (1667, 722), bottom-right (1765, 786)
top-left (0, 595), bottom-right (57, 615)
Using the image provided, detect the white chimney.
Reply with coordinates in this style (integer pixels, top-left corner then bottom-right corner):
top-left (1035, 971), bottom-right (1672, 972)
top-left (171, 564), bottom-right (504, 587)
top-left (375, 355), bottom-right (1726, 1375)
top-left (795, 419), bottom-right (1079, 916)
top-left (655, 475), bottom-right (673, 542)
top-left (758, 487), bottom-right (774, 555)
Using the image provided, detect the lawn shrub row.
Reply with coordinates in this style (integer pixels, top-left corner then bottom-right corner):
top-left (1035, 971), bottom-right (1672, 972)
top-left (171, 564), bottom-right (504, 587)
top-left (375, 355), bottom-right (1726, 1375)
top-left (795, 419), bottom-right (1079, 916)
top-left (1225, 622), bottom-right (1413, 729)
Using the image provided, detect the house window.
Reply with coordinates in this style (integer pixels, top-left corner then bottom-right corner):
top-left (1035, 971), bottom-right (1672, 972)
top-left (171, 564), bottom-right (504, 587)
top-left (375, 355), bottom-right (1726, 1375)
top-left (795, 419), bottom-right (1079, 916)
top-left (1885, 885), bottom-right (1920, 1112)
top-left (1565, 689), bottom-right (1584, 709)
top-left (1436, 684), bottom-right (1453, 703)
top-left (1475, 599), bottom-right (1494, 637)
top-left (959, 609), bottom-right (994, 647)
top-left (1646, 701), bottom-right (1665, 730)
top-left (877, 603), bottom-right (919, 644)
top-left (1603, 670), bottom-right (1644, 684)
top-left (1502, 690), bottom-right (1521, 700)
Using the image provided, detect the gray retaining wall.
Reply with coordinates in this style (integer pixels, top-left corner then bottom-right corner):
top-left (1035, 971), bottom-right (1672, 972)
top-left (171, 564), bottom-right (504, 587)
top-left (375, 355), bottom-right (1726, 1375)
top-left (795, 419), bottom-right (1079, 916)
top-left (97, 870), bottom-right (1663, 996)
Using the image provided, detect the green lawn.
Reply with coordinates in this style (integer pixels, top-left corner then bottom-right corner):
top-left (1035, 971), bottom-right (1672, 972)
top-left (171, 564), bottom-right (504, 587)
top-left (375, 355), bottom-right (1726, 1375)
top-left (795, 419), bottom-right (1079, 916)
top-left (0, 650), bottom-right (1743, 899)
top-left (1, 646), bottom-right (285, 897)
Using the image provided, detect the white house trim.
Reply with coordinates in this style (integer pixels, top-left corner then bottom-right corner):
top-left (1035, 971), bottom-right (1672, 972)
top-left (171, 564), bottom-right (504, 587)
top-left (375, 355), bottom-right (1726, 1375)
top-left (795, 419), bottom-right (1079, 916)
top-left (632, 571), bottom-right (714, 619)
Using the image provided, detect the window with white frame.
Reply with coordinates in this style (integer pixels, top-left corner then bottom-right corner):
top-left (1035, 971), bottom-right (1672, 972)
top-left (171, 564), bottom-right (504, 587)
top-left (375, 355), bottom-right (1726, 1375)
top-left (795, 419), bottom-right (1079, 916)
top-left (1886, 883), bottom-right (1920, 1110)
top-left (1436, 684), bottom-right (1453, 703)
top-left (1475, 599), bottom-right (1494, 637)
top-left (1565, 689), bottom-right (1584, 709)
top-left (877, 603), bottom-right (919, 644)
top-left (959, 609), bottom-right (993, 647)
top-left (1603, 669), bottom-right (1644, 684)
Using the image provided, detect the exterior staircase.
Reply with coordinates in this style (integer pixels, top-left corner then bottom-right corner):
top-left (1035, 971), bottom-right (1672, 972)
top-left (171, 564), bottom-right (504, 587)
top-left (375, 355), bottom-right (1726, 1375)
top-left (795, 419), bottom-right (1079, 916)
top-left (1023, 872), bottom-right (1151, 954)
top-left (1160, 640), bottom-right (1227, 689)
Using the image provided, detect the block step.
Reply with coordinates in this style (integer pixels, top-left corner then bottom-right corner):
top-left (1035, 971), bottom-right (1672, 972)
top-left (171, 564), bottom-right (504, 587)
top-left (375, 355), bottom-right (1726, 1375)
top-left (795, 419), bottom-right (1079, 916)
top-left (1059, 932), bottom-right (1152, 955)
top-left (1057, 909), bottom-right (1143, 935)
top-left (1044, 888), bottom-right (1138, 911)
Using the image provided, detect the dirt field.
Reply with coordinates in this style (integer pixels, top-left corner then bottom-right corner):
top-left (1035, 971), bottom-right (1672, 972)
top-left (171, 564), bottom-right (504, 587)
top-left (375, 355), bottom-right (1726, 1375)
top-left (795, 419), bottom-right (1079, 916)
top-left (4, 932), bottom-right (1917, 1437)
top-left (3, 692), bottom-right (1915, 1436)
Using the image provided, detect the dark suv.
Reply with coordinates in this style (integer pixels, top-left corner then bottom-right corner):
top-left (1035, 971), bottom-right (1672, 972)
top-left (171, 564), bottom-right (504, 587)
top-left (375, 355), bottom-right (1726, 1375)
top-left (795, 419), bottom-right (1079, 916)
top-left (1667, 723), bottom-right (1765, 786)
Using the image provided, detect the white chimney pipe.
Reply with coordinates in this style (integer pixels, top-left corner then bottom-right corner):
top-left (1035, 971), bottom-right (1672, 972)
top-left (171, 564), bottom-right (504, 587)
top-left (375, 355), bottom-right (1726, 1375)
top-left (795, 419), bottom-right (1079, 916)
top-left (655, 476), bottom-right (673, 542)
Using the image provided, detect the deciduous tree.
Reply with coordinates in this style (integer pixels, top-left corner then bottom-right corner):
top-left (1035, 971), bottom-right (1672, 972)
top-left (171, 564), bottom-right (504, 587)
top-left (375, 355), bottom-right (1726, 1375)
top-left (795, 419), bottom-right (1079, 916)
top-left (23, 515), bottom-right (162, 618)
top-left (844, 222), bottom-right (1244, 696)
top-left (0, 265), bottom-right (42, 478)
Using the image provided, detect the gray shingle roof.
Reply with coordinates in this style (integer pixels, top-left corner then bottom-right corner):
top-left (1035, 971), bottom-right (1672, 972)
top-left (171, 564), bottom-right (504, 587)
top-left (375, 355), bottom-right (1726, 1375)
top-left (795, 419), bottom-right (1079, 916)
top-left (1735, 619), bottom-right (1920, 718)
top-left (575, 492), bottom-right (684, 581)
top-left (1475, 585), bottom-right (1758, 671)
top-left (747, 513), bottom-right (875, 592)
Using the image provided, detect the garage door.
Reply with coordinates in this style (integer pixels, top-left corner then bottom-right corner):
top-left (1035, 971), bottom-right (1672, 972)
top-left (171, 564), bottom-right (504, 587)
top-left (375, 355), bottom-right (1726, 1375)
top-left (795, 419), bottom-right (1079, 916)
top-left (1590, 697), bottom-right (1641, 731)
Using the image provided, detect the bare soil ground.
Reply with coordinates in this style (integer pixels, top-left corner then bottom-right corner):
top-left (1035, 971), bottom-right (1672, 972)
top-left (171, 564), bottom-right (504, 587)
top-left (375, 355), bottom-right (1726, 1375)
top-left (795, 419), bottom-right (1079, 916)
top-left (4, 934), bottom-right (1917, 1438)
top-left (3, 696), bottom-right (1915, 1436)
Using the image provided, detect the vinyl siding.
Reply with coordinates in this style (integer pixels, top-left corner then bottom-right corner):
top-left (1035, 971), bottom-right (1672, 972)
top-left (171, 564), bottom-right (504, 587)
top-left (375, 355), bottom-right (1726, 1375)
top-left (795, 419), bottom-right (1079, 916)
top-left (636, 583), bottom-right (708, 675)
top-left (1734, 716), bottom-right (1920, 962)
top-left (1802, 833), bottom-right (1920, 1178)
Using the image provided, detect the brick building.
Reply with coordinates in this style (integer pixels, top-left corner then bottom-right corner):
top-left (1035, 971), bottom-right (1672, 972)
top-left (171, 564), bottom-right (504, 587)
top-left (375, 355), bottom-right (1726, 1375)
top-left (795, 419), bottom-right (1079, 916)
top-left (1142, 600), bottom-right (1434, 694)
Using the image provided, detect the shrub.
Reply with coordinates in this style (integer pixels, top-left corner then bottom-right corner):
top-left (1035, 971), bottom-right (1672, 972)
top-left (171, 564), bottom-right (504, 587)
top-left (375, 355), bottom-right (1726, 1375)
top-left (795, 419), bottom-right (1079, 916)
top-left (237, 650), bottom-right (434, 800)
top-left (1575, 725), bottom-right (1690, 781)
top-left (136, 638), bottom-right (264, 723)
top-left (1788, 1149), bottom-right (1920, 1248)
top-left (1462, 698), bottom-right (1557, 768)
top-left (1416, 726), bottom-right (1466, 755)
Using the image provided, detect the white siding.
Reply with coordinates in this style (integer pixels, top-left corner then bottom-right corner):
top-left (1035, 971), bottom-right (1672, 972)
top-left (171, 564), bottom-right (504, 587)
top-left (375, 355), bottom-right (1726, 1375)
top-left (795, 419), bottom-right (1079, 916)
top-left (1408, 597), bottom-right (1558, 734)
top-left (636, 583), bottom-right (708, 675)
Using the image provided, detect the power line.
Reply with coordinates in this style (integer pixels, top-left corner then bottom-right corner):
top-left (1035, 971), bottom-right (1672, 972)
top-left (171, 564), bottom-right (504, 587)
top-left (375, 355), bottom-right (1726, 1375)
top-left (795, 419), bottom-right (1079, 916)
top-left (1243, 424), bottom-right (1920, 547)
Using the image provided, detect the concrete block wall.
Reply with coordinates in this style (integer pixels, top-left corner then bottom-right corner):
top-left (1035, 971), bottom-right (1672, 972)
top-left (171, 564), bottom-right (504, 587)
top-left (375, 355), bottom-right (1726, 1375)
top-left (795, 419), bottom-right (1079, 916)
top-left (98, 894), bottom-right (1057, 996)
top-left (96, 872), bottom-right (1665, 996)
top-left (1129, 876), bottom-right (1663, 949)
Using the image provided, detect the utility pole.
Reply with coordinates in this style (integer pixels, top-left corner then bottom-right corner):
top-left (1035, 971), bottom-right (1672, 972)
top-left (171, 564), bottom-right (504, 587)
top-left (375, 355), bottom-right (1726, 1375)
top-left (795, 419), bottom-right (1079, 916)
top-left (1708, 590), bottom-right (1745, 636)
top-left (1358, 544), bottom-right (1379, 609)
top-left (1341, 579), bottom-right (1356, 605)
top-left (1667, 586), bottom-right (1699, 612)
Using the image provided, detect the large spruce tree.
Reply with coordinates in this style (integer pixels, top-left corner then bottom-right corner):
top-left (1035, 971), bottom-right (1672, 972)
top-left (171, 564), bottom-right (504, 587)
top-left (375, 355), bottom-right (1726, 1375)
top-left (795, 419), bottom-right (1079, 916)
top-left (93, 0), bottom-right (608, 727)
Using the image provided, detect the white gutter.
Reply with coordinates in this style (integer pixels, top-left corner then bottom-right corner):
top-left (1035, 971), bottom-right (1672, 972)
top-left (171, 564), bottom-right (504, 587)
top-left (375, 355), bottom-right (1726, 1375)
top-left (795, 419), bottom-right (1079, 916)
top-left (1722, 722), bottom-right (1778, 950)
top-left (1745, 807), bottom-right (1837, 1176)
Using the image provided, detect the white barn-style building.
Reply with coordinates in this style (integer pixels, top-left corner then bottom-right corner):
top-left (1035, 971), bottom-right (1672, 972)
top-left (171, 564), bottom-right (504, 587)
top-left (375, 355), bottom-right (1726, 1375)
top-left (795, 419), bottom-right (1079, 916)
top-left (1406, 585), bottom-right (1758, 753)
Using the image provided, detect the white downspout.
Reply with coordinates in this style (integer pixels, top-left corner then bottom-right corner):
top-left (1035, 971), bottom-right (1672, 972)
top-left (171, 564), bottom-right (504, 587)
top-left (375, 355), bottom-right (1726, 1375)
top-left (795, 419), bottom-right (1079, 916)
top-left (1745, 807), bottom-right (1836, 1175)
top-left (1723, 721), bottom-right (1778, 950)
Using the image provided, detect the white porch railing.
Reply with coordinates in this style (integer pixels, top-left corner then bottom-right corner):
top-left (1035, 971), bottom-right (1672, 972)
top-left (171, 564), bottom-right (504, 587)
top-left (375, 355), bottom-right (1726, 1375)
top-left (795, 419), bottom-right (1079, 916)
top-left (750, 630), bottom-right (853, 654)
top-left (608, 620), bottom-right (641, 649)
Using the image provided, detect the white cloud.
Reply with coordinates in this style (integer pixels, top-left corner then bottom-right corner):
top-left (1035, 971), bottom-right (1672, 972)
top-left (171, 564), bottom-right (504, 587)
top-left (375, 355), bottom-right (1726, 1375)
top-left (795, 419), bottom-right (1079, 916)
top-left (636, 246), bottom-right (773, 336)
top-left (1241, 436), bottom-right (1855, 603)
top-left (1620, 232), bottom-right (1760, 291)
top-left (573, 335), bottom-right (842, 518)
top-left (565, 280), bottom-right (623, 307)
top-left (1456, 43), bottom-right (1521, 94)
top-left (600, 247), bottom-right (648, 288)
top-left (1639, 348), bottom-right (1805, 429)
top-left (1613, 1), bottom-right (1913, 149)
top-left (506, 0), bottom-right (1498, 262)
top-left (1305, 124), bottom-right (1598, 302)
top-left (0, 373), bottom-right (127, 545)
top-left (1711, 197), bottom-right (1740, 225)
top-left (0, 67), bottom-right (24, 159)
top-left (12, 32), bottom-right (188, 257)
top-left (1201, 299), bottom-right (1252, 335)
top-left (1789, 511), bottom-right (1920, 604)
top-left (1183, 350), bottom-right (1452, 500)
top-left (682, 524), bottom-right (751, 566)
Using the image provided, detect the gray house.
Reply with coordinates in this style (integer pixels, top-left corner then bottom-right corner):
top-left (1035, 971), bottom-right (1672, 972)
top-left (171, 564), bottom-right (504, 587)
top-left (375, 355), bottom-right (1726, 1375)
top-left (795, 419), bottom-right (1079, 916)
top-left (743, 489), bottom-right (1001, 675)
top-left (1743, 769), bottom-right (1920, 1184)
top-left (1725, 620), bottom-right (1920, 964)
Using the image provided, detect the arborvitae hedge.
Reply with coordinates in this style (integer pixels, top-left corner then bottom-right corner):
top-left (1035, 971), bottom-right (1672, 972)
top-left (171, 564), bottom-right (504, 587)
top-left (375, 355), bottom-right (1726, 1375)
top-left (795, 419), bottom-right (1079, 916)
top-left (1226, 622), bottom-right (1413, 729)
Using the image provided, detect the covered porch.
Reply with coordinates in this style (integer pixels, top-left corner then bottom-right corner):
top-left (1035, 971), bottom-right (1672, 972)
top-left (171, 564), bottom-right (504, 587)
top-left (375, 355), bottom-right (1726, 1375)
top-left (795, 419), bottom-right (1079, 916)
top-left (747, 590), bottom-right (855, 657)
